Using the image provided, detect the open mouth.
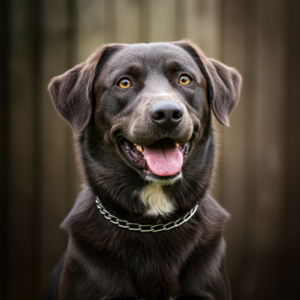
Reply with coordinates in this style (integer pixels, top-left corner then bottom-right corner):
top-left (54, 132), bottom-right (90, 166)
top-left (120, 137), bottom-right (190, 178)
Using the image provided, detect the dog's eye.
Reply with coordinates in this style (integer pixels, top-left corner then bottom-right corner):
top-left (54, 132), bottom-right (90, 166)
top-left (118, 78), bottom-right (131, 89)
top-left (179, 75), bottom-right (191, 86)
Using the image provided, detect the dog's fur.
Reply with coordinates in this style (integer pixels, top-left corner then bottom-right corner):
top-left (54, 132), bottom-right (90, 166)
top-left (41, 41), bottom-right (241, 300)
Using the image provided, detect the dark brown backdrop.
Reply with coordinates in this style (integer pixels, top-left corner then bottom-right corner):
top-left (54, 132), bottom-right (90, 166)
top-left (1, 0), bottom-right (300, 299)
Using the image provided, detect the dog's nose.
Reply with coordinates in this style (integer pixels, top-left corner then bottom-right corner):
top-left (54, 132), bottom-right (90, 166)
top-left (150, 101), bottom-right (183, 129)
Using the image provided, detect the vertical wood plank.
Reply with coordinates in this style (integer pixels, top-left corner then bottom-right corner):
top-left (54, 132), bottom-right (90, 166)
top-left (31, 0), bottom-right (43, 296)
top-left (7, 0), bottom-right (36, 298)
top-left (284, 0), bottom-right (300, 297)
top-left (254, 0), bottom-right (288, 298)
top-left (116, 0), bottom-right (140, 43)
top-left (175, 0), bottom-right (188, 41)
top-left (221, 0), bottom-right (247, 297)
top-left (150, 0), bottom-right (176, 42)
top-left (0, 0), bottom-right (11, 298)
top-left (39, 0), bottom-right (70, 289)
top-left (139, 0), bottom-right (151, 43)
top-left (77, 0), bottom-right (105, 62)
top-left (238, 1), bottom-right (259, 299)
top-left (186, 0), bottom-right (222, 58)
top-left (104, 0), bottom-right (117, 43)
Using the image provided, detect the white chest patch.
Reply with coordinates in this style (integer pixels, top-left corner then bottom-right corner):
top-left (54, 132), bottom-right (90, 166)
top-left (139, 182), bottom-right (175, 216)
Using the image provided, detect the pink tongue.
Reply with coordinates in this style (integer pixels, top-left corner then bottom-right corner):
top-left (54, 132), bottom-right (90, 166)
top-left (143, 139), bottom-right (183, 176)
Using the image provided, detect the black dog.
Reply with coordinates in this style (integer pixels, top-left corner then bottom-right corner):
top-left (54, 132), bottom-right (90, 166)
top-left (41, 41), bottom-right (241, 300)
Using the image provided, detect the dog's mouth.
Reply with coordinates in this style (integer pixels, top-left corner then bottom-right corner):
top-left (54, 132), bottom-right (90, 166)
top-left (119, 137), bottom-right (190, 178)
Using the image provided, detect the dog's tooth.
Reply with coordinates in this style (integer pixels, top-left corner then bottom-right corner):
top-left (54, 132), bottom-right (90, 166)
top-left (176, 143), bottom-right (180, 149)
top-left (136, 145), bottom-right (144, 153)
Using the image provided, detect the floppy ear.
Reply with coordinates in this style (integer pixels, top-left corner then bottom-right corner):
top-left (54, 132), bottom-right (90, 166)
top-left (173, 41), bottom-right (242, 126)
top-left (48, 45), bottom-right (121, 133)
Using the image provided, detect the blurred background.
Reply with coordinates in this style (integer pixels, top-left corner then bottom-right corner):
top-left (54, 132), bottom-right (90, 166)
top-left (0, 0), bottom-right (299, 299)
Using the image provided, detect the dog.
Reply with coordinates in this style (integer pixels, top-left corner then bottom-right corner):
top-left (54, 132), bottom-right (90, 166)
top-left (41, 41), bottom-right (241, 300)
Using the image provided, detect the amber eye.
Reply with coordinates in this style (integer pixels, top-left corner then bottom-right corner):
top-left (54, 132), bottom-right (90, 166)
top-left (118, 78), bottom-right (131, 89)
top-left (179, 75), bottom-right (191, 85)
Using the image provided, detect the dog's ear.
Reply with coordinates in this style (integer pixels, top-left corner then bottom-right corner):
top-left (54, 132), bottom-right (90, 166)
top-left (48, 45), bottom-right (121, 133)
top-left (173, 41), bottom-right (242, 126)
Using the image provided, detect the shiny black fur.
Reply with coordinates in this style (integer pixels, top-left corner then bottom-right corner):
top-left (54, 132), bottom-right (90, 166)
top-left (41, 41), bottom-right (241, 300)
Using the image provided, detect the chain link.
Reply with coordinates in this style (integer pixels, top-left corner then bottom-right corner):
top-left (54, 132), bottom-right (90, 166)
top-left (95, 197), bottom-right (198, 233)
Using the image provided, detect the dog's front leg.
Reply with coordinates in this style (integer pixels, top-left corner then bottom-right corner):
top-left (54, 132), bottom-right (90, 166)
top-left (178, 241), bottom-right (232, 300)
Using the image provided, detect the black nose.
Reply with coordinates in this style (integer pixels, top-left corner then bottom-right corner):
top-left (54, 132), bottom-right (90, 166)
top-left (149, 101), bottom-right (183, 129)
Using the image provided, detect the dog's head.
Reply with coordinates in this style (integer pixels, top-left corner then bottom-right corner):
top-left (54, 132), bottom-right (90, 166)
top-left (49, 41), bottom-right (241, 216)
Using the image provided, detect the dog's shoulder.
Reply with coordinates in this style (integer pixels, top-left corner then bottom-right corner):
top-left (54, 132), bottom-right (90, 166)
top-left (199, 194), bottom-right (230, 234)
top-left (60, 185), bottom-right (95, 234)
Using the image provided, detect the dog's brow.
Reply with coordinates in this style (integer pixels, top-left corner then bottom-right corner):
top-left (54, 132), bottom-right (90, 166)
top-left (164, 60), bottom-right (199, 78)
top-left (126, 63), bottom-right (143, 74)
top-left (114, 63), bottom-right (143, 77)
top-left (164, 60), bottom-right (182, 71)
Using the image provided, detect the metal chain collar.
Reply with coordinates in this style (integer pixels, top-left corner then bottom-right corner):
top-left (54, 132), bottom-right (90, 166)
top-left (95, 197), bottom-right (199, 233)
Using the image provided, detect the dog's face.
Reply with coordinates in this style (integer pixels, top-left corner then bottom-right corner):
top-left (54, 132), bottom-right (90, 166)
top-left (49, 41), bottom-right (241, 216)
top-left (93, 43), bottom-right (207, 182)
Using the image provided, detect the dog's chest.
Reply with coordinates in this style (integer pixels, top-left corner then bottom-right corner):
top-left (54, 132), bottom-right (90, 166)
top-left (87, 232), bottom-right (195, 299)
top-left (139, 182), bottom-right (175, 215)
top-left (118, 233), bottom-right (196, 298)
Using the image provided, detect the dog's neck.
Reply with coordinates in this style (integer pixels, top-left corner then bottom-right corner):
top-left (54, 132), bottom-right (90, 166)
top-left (139, 182), bottom-right (175, 216)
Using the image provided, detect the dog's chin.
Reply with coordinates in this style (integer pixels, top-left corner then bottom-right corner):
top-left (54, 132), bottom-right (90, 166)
top-left (145, 171), bottom-right (182, 185)
top-left (118, 136), bottom-right (190, 184)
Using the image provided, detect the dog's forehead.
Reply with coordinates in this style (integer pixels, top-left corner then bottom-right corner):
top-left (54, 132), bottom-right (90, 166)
top-left (104, 43), bottom-right (200, 75)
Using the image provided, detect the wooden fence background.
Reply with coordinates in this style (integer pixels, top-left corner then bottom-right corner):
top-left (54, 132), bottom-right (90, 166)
top-left (1, 0), bottom-right (299, 299)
